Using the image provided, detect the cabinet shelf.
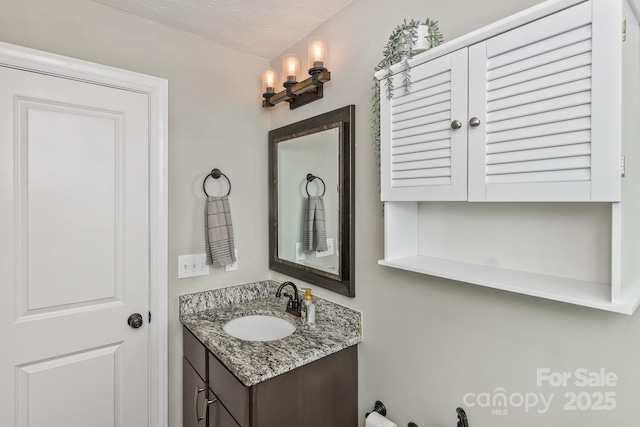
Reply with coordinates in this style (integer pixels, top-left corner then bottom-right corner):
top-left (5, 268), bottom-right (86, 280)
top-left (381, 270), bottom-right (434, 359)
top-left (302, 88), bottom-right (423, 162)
top-left (379, 255), bottom-right (640, 314)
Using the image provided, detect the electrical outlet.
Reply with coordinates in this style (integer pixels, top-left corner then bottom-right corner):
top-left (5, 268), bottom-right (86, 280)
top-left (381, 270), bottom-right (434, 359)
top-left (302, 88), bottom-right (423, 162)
top-left (178, 254), bottom-right (209, 278)
top-left (316, 238), bottom-right (335, 258)
top-left (295, 242), bottom-right (306, 261)
top-left (225, 250), bottom-right (239, 272)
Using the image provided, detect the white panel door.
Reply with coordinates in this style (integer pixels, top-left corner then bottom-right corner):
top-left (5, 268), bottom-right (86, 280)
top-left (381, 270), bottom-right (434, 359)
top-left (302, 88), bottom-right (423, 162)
top-left (381, 49), bottom-right (468, 201)
top-left (0, 65), bottom-right (150, 426)
top-left (467, 1), bottom-right (619, 201)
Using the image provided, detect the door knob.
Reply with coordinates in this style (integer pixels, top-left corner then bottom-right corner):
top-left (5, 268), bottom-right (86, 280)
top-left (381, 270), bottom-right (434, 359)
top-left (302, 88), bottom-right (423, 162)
top-left (469, 117), bottom-right (481, 127)
top-left (450, 120), bottom-right (462, 130)
top-left (127, 313), bottom-right (143, 329)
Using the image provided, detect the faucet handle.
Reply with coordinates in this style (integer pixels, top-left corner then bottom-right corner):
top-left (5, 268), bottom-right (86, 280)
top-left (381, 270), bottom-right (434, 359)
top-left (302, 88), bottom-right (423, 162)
top-left (276, 282), bottom-right (302, 317)
top-left (282, 292), bottom-right (295, 308)
top-left (283, 293), bottom-right (301, 316)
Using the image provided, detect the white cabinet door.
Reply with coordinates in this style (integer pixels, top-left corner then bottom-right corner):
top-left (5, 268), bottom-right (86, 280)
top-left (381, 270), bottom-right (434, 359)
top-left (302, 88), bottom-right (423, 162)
top-left (467, 0), bottom-right (620, 201)
top-left (381, 49), bottom-right (468, 201)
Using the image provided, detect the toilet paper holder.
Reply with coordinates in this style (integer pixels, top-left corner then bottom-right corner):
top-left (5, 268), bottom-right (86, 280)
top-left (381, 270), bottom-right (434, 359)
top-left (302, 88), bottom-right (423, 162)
top-left (366, 400), bottom-right (469, 427)
top-left (365, 400), bottom-right (387, 418)
top-left (366, 401), bottom-right (420, 427)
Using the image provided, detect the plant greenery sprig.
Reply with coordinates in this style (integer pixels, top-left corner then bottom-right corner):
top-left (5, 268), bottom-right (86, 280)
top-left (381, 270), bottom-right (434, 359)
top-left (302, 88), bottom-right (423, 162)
top-left (371, 19), bottom-right (443, 171)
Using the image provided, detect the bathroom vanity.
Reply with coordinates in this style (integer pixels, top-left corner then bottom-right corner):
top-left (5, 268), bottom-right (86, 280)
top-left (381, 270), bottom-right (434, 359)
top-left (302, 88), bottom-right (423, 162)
top-left (180, 281), bottom-right (362, 427)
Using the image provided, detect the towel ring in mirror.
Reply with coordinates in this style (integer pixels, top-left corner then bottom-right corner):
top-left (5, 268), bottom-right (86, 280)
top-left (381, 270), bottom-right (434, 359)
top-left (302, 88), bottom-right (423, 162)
top-left (305, 173), bottom-right (326, 197)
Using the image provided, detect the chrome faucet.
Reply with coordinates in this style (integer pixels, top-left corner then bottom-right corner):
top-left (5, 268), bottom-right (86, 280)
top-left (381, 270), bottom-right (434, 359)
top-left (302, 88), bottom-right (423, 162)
top-left (275, 281), bottom-right (301, 317)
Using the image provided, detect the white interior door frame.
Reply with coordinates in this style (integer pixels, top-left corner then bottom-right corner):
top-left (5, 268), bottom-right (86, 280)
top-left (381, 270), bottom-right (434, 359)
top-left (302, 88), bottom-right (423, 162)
top-left (0, 41), bottom-right (169, 427)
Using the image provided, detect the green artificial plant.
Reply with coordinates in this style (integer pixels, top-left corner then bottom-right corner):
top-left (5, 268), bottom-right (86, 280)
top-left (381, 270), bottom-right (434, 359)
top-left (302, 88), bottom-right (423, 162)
top-left (371, 19), bottom-right (444, 173)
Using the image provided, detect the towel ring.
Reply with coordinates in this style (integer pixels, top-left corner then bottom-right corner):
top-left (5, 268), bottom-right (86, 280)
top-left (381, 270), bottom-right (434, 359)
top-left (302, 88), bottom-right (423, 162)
top-left (305, 173), bottom-right (325, 197)
top-left (203, 168), bottom-right (231, 197)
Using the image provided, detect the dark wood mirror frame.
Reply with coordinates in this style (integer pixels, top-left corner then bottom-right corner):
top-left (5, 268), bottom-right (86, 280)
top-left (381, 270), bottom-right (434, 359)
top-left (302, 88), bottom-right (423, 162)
top-left (269, 105), bottom-right (355, 297)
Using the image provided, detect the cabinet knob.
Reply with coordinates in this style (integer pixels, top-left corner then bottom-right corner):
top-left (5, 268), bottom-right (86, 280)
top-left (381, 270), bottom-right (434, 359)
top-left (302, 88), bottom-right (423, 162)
top-left (450, 120), bottom-right (462, 130)
top-left (469, 117), bottom-right (481, 127)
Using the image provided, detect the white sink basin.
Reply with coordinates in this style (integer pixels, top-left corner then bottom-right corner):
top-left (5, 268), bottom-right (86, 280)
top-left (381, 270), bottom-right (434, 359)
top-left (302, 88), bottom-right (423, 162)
top-left (223, 315), bottom-right (296, 341)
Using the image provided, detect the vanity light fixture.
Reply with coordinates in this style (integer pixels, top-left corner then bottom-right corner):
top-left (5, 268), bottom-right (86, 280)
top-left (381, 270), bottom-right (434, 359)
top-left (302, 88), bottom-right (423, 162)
top-left (262, 39), bottom-right (331, 110)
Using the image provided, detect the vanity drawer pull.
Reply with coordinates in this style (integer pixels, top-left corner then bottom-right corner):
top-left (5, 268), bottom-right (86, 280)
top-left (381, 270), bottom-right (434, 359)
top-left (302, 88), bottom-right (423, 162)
top-left (203, 397), bottom-right (218, 421)
top-left (194, 386), bottom-right (206, 424)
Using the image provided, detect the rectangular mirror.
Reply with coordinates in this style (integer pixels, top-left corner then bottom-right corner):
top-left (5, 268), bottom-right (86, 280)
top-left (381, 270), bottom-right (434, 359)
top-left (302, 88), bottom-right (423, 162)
top-left (269, 105), bottom-right (355, 297)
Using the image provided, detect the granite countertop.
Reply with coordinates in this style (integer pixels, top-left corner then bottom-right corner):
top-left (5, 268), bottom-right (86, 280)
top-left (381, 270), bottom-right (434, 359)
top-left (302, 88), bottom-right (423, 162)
top-left (179, 280), bottom-right (362, 387)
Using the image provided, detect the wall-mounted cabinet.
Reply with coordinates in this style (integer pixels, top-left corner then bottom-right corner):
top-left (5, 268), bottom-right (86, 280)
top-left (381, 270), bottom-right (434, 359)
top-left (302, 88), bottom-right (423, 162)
top-left (377, 0), bottom-right (640, 314)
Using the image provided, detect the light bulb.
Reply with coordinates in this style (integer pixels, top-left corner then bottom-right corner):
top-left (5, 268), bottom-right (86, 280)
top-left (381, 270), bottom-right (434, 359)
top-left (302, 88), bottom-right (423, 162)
top-left (308, 38), bottom-right (328, 71)
top-left (282, 54), bottom-right (300, 85)
top-left (262, 68), bottom-right (278, 93)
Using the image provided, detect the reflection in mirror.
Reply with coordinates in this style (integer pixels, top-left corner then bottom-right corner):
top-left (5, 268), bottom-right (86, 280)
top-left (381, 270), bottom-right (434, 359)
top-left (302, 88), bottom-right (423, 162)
top-left (269, 105), bottom-right (355, 297)
top-left (277, 128), bottom-right (339, 275)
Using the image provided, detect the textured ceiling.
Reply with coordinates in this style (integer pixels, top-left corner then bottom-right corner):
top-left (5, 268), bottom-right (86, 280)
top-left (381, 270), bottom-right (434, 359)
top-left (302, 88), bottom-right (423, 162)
top-left (89, 0), bottom-right (355, 59)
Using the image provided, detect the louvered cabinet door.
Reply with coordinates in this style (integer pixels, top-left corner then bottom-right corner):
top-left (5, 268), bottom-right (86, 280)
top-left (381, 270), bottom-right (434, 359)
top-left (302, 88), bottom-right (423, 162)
top-left (380, 49), bottom-right (468, 201)
top-left (467, 0), bottom-right (620, 201)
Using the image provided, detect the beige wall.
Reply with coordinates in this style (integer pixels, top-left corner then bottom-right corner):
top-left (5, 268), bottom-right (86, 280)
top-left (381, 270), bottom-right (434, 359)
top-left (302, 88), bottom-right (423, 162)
top-left (269, 1), bottom-right (640, 426)
top-left (0, 1), bottom-right (269, 426)
top-left (3, 0), bottom-right (640, 426)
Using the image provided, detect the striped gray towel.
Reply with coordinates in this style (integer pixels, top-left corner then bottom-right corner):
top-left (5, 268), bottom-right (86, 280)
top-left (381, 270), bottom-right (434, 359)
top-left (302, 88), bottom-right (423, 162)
top-left (303, 196), bottom-right (328, 252)
top-left (205, 196), bottom-right (236, 267)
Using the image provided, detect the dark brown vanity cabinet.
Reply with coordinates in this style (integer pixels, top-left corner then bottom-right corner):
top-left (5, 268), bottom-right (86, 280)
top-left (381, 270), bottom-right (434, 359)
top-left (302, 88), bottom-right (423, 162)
top-left (183, 329), bottom-right (208, 427)
top-left (183, 326), bottom-right (358, 427)
top-left (183, 358), bottom-right (209, 427)
top-left (207, 388), bottom-right (240, 427)
top-left (184, 327), bottom-right (239, 427)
